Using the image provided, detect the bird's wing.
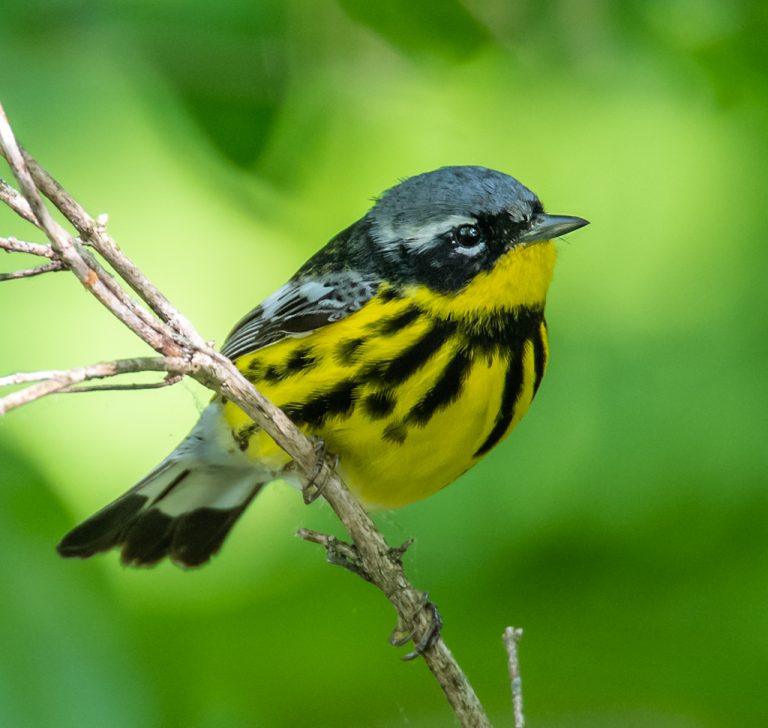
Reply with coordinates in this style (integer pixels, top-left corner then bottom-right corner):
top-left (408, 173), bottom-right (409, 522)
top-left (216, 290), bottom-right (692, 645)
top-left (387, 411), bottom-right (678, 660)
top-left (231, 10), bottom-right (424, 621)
top-left (220, 271), bottom-right (380, 361)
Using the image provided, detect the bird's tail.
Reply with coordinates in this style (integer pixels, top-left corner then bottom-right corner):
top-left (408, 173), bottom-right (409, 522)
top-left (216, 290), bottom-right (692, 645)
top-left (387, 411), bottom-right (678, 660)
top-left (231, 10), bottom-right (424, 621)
top-left (57, 457), bottom-right (266, 568)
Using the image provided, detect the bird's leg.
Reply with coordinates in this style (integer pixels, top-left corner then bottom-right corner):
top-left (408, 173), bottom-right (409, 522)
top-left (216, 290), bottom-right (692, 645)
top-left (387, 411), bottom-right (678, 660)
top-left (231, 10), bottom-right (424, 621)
top-left (389, 591), bottom-right (443, 661)
top-left (302, 436), bottom-right (339, 504)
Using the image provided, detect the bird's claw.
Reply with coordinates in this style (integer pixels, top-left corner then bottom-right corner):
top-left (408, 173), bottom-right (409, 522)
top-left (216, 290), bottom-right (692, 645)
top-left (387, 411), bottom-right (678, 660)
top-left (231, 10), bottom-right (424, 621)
top-left (302, 437), bottom-right (338, 504)
top-left (389, 591), bottom-right (443, 661)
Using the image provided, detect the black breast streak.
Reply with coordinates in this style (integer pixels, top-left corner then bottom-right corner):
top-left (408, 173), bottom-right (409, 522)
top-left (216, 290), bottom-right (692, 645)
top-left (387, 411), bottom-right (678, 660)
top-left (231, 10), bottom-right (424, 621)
top-left (363, 320), bottom-right (457, 386)
top-left (271, 305), bottom-right (544, 453)
top-left (233, 422), bottom-right (260, 452)
top-left (335, 336), bottom-right (367, 365)
top-left (463, 307), bottom-right (542, 355)
top-left (532, 321), bottom-right (547, 396)
top-left (263, 364), bottom-right (284, 383)
top-left (248, 345), bottom-right (321, 385)
top-left (246, 358), bottom-right (264, 380)
top-left (406, 348), bottom-right (472, 426)
top-left (377, 286), bottom-right (404, 303)
top-left (465, 306), bottom-right (544, 458)
top-left (277, 318), bottom-right (456, 436)
top-left (382, 421), bottom-right (408, 444)
top-left (373, 304), bottom-right (422, 335)
top-left (284, 345), bottom-right (319, 374)
top-left (362, 389), bottom-right (396, 419)
top-left (473, 351), bottom-right (525, 457)
top-left (280, 379), bottom-right (358, 429)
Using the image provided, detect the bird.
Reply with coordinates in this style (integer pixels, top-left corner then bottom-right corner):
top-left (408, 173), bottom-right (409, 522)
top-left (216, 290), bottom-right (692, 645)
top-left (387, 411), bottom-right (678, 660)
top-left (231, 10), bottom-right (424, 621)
top-left (57, 165), bottom-right (588, 569)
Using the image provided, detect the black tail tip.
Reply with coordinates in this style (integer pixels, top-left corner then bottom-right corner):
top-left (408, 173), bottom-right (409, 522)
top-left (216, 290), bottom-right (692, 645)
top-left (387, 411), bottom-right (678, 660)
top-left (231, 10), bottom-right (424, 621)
top-left (56, 494), bottom-right (148, 560)
top-left (57, 500), bottom-right (246, 569)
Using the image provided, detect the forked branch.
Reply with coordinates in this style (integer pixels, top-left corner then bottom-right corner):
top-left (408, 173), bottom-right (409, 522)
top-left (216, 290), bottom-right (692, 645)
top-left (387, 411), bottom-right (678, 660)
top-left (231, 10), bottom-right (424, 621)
top-left (0, 102), bottom-right (500, 727)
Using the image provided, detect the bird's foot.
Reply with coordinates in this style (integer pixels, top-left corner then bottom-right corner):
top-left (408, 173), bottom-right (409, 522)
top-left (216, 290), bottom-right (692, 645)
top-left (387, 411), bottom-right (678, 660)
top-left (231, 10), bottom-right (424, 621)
top-left (389, 591), bottom-right (443, 661)
top-left (302, 436), bottom-right (338, 504)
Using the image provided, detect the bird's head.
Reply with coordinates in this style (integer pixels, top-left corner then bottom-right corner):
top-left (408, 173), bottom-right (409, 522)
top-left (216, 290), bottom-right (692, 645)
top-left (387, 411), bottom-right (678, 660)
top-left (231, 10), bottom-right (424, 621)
top-left (367, 166), bottom-right (588, 299)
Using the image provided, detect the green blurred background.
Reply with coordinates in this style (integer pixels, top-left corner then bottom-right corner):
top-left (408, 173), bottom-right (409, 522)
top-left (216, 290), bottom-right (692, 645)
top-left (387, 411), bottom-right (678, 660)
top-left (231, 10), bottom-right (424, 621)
top-left (1, 1), bottom-right (767, 726)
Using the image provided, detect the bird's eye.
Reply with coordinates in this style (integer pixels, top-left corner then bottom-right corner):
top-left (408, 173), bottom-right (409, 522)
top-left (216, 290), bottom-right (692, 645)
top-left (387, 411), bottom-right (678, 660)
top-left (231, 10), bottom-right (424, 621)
top-left (454, 224), bottom-right (480, 247)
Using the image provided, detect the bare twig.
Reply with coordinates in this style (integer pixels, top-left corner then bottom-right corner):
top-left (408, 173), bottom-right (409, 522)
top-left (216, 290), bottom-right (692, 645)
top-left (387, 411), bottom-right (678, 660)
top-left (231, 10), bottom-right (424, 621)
top-left (72, 237), bottom-right (177, 342)
top-left (0, 356), bottom-right (189, 415)
top-left (3, 154), bottom-right (204, 354)
top-left (22, 152), bottom-right (208, 348)
top-left (503, 627), bottom-right (525, 728)
top-left (0, 177), bottom-right (40, 227)
top-left (296, 528), bottom-right (371, 581)
top-left (0, 108), bottom-right (180, 355)
top-left (0, 260), bottom-right (64, 281)
top-left (60, 373), bottom-right (184, 393)
top-left (0, 104), bottom-right (494, 728)
top-left (0, 235), bottom-right (55, 258)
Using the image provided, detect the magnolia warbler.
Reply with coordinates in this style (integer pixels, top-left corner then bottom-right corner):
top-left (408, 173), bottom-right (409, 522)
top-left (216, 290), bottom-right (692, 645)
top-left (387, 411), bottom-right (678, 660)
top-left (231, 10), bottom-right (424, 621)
top-left (58, 166), bottom-right (588, 568)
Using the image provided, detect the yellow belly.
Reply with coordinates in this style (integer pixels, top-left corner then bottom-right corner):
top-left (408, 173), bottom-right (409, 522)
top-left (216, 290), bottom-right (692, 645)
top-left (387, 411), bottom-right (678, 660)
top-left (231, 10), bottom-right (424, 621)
top-left (221, 294), bottom-right (544, 509)
top-left (327, 346), bottom-right (537, 508)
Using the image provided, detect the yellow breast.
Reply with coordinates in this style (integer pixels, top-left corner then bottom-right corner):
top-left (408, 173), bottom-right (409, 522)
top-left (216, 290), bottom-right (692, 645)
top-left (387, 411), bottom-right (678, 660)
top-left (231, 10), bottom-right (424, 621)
top-left (222, 242), bottom-right (554, 508)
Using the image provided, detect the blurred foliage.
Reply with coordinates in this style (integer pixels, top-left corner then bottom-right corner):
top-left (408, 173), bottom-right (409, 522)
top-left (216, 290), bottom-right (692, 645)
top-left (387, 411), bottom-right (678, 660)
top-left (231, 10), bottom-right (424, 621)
top-left (338, 0), bottom-right (492, 61)
top-left (1, 1), bottom-right (768, 726)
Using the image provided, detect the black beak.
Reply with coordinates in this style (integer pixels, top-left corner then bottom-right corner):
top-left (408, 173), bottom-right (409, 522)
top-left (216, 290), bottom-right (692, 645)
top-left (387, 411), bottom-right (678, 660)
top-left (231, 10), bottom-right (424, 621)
top-left (517, 214), bottom-right (589, 244)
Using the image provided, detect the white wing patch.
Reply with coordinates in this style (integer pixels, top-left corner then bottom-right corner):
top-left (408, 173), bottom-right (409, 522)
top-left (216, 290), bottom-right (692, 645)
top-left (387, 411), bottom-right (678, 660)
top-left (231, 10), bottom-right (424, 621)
top-left (260, 280), bottom-right (335, 319)
top-left (221, 272), bottom-right (379, 361)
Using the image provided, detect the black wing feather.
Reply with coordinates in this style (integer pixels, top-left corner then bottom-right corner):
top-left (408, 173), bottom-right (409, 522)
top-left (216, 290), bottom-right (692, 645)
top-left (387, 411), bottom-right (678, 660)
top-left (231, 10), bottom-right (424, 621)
top-left (221, 272), bottom-right (380, 360)
top-left (220, 218), bottom-right (385, 361)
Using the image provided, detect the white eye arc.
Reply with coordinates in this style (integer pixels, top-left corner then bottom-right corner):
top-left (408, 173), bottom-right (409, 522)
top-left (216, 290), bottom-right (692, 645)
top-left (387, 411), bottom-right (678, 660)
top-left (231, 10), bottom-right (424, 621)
top-left (453, 241), bottom-right (485, 257)
top-left (452, 224), bottom-right (485, 257)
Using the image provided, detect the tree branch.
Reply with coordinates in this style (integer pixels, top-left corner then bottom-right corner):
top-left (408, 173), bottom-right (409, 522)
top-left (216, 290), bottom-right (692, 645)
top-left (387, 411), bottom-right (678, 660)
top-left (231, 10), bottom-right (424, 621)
top-left (0, 260), bottom-right (64, 281)
top-left (0, 103), bottom-right (494, 728)
top-left (59, 374), bottom-right (184, 394)
top-left (0, 177), bottom-right (40, 227)
top-left (0, 108), bottom-right (180, 356)
top-left (0, 235), bottom-right (55, 257)
top-left (21, 153), bottom-right (208, 348)
top-left (0, 356), bottom-right (190, 415)
top-left (503, 627), bottom-right (525, 728)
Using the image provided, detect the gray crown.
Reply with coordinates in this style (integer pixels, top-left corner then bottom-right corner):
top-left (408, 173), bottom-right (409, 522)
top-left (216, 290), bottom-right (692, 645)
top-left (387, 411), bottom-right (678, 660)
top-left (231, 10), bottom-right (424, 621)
top-left (369, 166), bottom-right (540, 246)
